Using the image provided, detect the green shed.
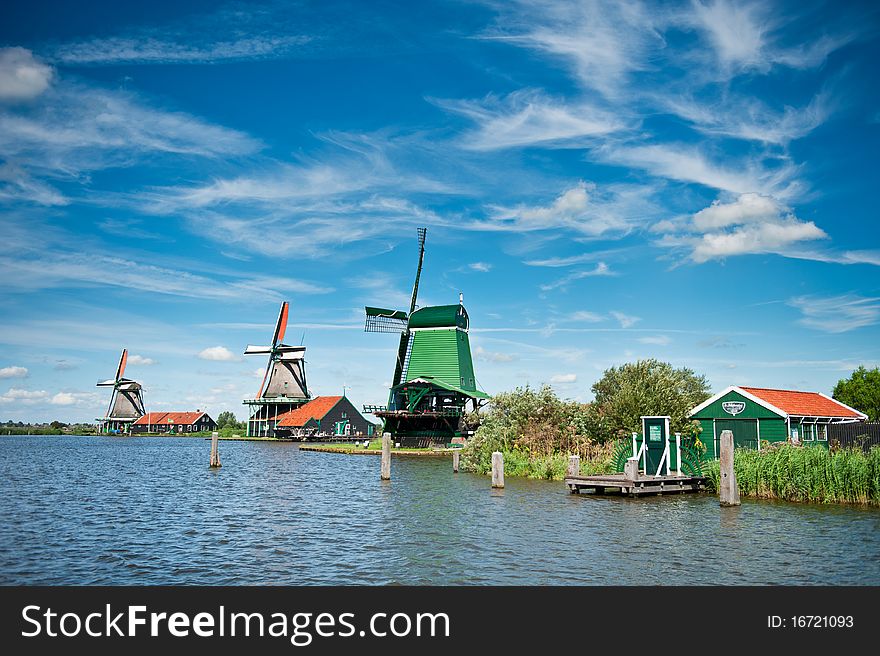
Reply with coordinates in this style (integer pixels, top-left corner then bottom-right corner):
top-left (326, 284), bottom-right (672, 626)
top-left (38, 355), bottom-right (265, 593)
top-left (688, 386), bottom-right (866, 458)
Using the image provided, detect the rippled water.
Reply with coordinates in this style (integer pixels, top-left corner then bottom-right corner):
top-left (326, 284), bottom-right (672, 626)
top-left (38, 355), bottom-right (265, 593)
top-left (1, 435), bottom-right (878, 585)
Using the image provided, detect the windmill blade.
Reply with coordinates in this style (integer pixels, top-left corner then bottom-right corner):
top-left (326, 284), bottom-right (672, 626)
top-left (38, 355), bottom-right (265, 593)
top-left (408, 227), bottom-right (427, 316)
top-left (96, 379), bottom-right (117, 387)
top-left (244, 345), bottom-right (272, 355)
top-left (115, 349), bottom-right (128, 381)
top-left (272, 302), bottom-right (290, 348)
top-left (256, 358), bottom-right (273, 399)
top-left (277, 351), bottom-right (305, 361)
top-left (274, 345), bottom-right (306, 353)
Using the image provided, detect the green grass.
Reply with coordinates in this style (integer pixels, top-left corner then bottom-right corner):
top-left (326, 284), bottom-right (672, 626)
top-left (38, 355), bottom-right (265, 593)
top-left (705, 444), bottom-right (880, 505)
top-left (459, 445), bottom-right (616, 481)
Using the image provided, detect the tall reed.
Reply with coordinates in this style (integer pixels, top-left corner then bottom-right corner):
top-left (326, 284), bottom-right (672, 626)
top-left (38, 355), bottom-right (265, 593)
top-left (705, 445), bottom-right (880, 505)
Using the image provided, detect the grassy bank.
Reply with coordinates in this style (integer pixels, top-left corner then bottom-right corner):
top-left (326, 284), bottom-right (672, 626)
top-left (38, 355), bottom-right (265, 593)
top-left (460, 443), bottom-right (616, 481)
top-left (705, 445), bottom-right (880, 505)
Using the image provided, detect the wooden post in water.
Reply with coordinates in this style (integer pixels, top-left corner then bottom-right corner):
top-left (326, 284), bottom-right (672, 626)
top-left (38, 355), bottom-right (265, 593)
top-left (719, 429), bottom-right (740, 506)
top-left (380, 433), bottom-right (391, 481)
top-left (491, 451), bottom-right (504, 488)
top-left (209, 431), bottom-right (221, 468)
top-left (567, 454), bottom-right (580, 478)
top-left (452, 450), bottom-right (460, 473)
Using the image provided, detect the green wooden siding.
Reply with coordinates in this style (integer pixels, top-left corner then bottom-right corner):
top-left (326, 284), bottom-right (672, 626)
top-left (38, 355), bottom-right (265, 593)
top-left (405, 329), bottom-right (477, 392)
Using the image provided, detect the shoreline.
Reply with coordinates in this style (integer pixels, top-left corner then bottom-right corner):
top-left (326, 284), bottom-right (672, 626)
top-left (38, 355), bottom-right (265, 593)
top-left (300, 444), bottom-right (456, 457)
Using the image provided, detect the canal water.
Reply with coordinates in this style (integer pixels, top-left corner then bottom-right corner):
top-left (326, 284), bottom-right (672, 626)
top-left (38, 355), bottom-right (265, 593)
top-left (1, 435), bottom-right (878, 585)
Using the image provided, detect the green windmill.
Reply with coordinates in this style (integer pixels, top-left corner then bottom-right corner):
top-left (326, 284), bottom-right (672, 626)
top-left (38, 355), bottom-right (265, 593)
top-left (363, 228), bottom-right (490, 446)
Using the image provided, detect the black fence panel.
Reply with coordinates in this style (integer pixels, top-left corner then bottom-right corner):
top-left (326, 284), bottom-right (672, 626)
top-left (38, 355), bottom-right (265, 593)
top-left (827, 422), bottom-right (880, 452)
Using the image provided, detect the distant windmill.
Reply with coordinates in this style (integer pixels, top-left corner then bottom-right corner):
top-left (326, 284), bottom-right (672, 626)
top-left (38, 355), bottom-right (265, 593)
top-left (96, 348), bottom-right (146, 434)
top-left (242, 302), bottom-right (310, 436)
top-left (364, 227), bottom-right (489, 446)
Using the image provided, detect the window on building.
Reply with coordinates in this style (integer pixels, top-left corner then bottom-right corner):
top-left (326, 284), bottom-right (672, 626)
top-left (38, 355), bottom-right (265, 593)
top-left (803, 423), bottom-right (815, 441)
top-left (818, 424), bottom-right (827, 441)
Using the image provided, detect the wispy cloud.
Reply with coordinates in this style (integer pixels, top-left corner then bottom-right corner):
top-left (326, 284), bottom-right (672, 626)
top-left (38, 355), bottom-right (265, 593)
top-left (539, 261), bottom-right (614, 291)
top-left (610, 311), bottom-right (640, 328)
top-left (597, 143), bottom-right (803, 199)
top-left (638, 334), bottom-right (671, 346)
top-left (471, 182), bottom-right (633, 238)
top-left (50, 3), bottom-right (311, 66)
top-left (483, 0), bottom-right (667, 99)
top-left (433, 90), bottom-right (627, 150)
top-left (789, 294), bottom-right (880, 333)
top-left (550, 373), bottom-right (577, 384)
top-left (687, 0), bottom-right (855, 75)
top-left (469, 262), bottom-right (493, 272)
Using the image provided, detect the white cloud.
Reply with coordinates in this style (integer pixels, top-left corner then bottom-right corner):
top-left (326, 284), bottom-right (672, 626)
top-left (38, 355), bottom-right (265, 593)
top-left (661, 193), bottom-right (829, 263)
top-left (128, 355), bottom-right (156, 366)
top-left (550, 373), bottom-right (578, 384)
top-left (434, 90), bottom-right (626, 150)
top-left (0, 48), bottom-right (54, 102)
top-left (691, 192), bottom-right (784, 231)
top-left (610, 311), bottom-right (640, 328)
top-left (198, 346), bottom-right (239, 362)
top-left (0, 366), bottom-right (28, 379)
top-left (469, 262), bottom-right (492, 272)
top-left (50, 391), bottom-right (102, 407)
top-left (475, 182), bottom-right (630, 238)
top-left (0, 388), bottom-right (48, 404)
top-left (638, 335), bottom-right (671, 345)
top-left (789, 294), bottom-right (880, 333)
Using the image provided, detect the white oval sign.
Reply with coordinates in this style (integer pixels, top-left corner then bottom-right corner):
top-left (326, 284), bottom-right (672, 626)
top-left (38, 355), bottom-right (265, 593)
top-left (722, 401), bottom-right (746, 416)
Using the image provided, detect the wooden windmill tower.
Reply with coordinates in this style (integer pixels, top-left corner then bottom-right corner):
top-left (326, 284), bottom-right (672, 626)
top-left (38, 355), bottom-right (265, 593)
top-left (96, 348), bottom-right (146, 434)
top-left (364, 228), bottom-right (489, 446)
top-left (242, 301), bottom-right (310, 436)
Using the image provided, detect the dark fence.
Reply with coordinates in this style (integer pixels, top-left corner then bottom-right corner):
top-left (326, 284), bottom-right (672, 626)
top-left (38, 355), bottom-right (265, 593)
top-left (828, 422), bottom-right (880, 452)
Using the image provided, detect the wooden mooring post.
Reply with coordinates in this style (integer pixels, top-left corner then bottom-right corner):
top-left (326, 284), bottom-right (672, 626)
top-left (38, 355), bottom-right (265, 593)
top-left (491, 451), bottom-right (504, 488)
top-left (567, 455), bottom-right (580, 478)
top-left (719, 429), bottom-right (740, 506)
top-left (380, 433), bottom-right (391, 481)
top-left (452, 450), bottom-right (460, 473)
top-left (209, 431), bottom-right (221, 468)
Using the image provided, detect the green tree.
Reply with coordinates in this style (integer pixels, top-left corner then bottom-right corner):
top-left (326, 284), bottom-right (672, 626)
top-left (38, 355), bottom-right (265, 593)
top-left (585, 359), bottom-right (711, 443)
top-left (216, 411), bottom-right (238, 429)
top-left (833, 366), bottom-right (880, 421)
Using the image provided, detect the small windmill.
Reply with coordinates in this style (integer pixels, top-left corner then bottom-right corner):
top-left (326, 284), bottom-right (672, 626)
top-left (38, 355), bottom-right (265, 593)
top-left (364, 227), bottom-right (489, 446)
top-left (96, 348), bottom-right (146, 433)
top-left (242, 302), bottom-right (310, 436)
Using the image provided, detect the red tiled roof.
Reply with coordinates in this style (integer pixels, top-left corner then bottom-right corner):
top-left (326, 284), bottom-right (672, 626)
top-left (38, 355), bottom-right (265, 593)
top-left (133, 411), bottom-right (208, 425)
top-left (740, 387), bottom-right (863, 418)
top-left (276, 396), bottom-right (343, 427)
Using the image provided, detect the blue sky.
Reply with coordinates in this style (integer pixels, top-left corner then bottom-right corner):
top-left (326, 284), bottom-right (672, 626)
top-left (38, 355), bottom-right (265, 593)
top-left (1, 0), bottom-right (878, 423)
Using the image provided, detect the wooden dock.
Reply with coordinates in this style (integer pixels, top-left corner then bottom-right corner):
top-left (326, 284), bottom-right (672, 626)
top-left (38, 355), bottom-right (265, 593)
top-left (565, 473), bottom-right (707, 497)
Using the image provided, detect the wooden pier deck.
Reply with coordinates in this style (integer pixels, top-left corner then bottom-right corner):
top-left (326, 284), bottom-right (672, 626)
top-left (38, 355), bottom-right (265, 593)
top-left (565, 473), bottom-right (707, 497)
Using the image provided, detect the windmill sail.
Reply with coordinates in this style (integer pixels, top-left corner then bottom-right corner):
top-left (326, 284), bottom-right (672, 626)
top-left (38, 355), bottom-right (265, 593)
top-left (96, 348), bottom-right (146, 432)
top-left (246, 302), bottom-right (309, 400)
top-left (242, 302), bottom-right (312, 437)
